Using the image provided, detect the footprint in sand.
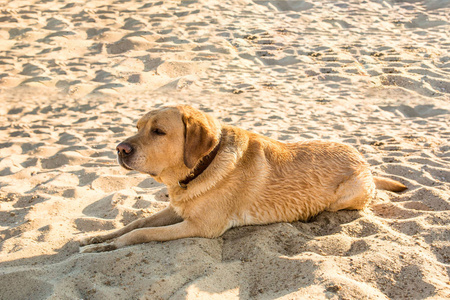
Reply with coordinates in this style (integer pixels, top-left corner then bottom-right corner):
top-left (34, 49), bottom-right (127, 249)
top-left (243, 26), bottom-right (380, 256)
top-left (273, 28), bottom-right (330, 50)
top-left (56, 133), bottom-right (82, 146)
top-left (20, 63), bottom-right (46, 76)
top-left (44, 17), bottom-right (70, 31)
top-left (107, 37), bottom-right (154, 54)
top-left (92, 70), bottom-right (115, 83)
top-left (8, 28), bottom-right (32, 39)
top-left (122, 17), bottom-right (148, 31)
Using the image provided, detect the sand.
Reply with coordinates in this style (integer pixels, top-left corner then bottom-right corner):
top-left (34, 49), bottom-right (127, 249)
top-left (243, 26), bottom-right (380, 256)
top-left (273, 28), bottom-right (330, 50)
top-left (0, 0), bottom-right (449, 299)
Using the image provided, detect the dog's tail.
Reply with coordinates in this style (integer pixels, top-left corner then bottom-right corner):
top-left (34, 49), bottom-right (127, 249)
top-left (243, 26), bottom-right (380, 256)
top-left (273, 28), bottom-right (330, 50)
top-left (374, 176), bottom-right (407, 192)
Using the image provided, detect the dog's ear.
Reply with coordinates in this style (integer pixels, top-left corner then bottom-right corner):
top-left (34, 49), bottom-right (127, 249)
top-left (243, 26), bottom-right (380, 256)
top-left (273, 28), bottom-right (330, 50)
top-left (179, 106), bottom-right (221, 169)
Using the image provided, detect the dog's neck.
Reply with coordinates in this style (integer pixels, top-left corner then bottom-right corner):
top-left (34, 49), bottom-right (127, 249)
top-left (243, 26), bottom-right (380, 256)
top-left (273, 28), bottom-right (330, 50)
top-left (178, 139), bottom-right (222, 189)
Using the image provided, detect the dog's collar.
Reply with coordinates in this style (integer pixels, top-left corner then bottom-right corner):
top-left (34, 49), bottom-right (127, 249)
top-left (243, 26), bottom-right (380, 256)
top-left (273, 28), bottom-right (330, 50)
top-left (178, 139), bottom-right (222, 190)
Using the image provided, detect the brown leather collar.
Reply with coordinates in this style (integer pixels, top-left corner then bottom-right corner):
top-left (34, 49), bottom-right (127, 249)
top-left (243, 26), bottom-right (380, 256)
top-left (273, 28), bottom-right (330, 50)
top-left (178, 139), bottom-right (222, 189)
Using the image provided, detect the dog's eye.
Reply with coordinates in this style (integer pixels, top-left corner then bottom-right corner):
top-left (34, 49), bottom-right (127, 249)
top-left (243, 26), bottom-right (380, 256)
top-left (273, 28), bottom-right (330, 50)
top-left (152, 128), bottom-right (166, 136)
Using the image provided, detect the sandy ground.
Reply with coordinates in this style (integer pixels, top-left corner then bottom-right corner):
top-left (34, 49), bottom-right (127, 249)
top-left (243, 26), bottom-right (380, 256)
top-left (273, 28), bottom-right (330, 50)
top-left (0, 0), bottom-right (449, 299)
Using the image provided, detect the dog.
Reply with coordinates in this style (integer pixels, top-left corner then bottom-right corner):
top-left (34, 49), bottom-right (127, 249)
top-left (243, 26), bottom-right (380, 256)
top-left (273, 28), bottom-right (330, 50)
top-left (79, 105), bottom-right (406, 252)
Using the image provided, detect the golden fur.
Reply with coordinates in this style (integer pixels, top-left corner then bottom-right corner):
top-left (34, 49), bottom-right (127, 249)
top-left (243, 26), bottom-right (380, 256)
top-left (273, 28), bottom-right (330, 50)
top-left (79, 105), bottom-right (406, 252)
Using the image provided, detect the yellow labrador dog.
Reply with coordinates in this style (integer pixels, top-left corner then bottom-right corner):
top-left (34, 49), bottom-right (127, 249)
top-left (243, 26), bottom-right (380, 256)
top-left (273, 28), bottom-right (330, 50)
top-left (79, 105), bottom-right (406, 252)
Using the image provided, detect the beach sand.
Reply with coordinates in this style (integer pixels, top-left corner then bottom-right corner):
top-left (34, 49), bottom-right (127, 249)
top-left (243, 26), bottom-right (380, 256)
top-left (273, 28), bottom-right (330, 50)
top-left (0, 0), bottom-right (449, 299)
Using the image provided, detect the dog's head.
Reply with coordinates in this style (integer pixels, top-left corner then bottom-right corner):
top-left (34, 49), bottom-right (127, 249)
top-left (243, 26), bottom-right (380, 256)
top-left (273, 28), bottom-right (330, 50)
top-left (116, 105), bottom-right (221, 183)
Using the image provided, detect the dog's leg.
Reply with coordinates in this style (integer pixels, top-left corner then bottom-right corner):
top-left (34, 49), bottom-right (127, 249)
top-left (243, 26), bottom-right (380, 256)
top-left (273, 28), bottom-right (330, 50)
top-left (327, 172), bottom-right (375, 211)
top-left (81, 220), bottom-right (205, 252)
top-left (78, 206), bottom-right (182, 246)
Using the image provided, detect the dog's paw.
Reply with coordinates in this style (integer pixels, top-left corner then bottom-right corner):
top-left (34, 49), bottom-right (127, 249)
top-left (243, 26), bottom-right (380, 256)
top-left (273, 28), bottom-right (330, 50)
top-left (80, 242), bottom-right (117, 253)
top-left (76, 235), bottom-right (104, 246)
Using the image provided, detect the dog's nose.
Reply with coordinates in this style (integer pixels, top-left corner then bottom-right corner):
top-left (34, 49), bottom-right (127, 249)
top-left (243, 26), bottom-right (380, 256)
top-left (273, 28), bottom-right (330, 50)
top-left (116, 142), bottom-right (133, 156)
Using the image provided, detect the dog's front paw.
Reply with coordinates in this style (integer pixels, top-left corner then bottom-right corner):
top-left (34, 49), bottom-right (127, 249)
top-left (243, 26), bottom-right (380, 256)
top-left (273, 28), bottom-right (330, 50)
top-left (80, 242), bottom-right (117, 253)
top-left (76, 235), bottom-right (105, 246)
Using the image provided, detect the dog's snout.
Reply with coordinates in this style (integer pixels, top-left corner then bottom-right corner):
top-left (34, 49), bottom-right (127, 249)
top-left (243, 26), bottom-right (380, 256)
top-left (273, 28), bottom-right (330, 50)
top-left (117, 142), bottom-right (133, 156)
